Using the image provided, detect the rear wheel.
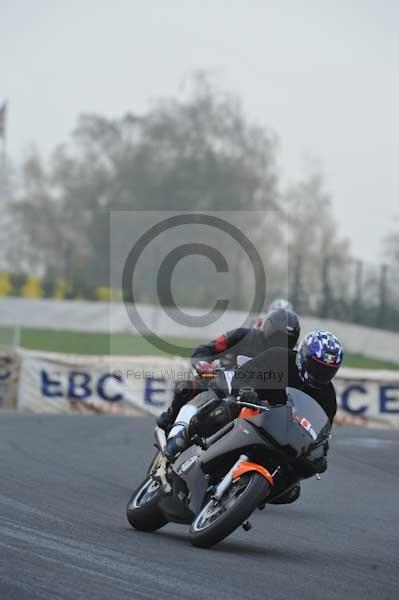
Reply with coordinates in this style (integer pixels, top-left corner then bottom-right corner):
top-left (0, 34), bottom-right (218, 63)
top-left (126, 476), bottom-right (168, 532)
top-left (189, 472), bottom-right (270, 548)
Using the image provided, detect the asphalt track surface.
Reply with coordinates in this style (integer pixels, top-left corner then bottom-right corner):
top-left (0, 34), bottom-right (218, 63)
top-left (0, 414), bottom-right (398, 600)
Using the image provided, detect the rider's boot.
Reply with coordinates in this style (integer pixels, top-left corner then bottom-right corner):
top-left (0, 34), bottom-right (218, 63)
top-left (164, 404), bottom-right (198, 461)
top-left (164, 428), bottom-right (190, 461)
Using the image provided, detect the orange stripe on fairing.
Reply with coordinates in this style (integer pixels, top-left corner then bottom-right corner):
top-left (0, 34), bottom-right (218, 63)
top-left (214, 334), bottom-right (228, 353)
top-left (238, 407), bottom-right (261, 419)
top-left (232, 461), bottom-right (274, 486)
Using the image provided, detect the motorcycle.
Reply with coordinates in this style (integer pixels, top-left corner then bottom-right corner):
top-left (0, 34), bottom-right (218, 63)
top-left (126, 365), bottom-right (331, 548)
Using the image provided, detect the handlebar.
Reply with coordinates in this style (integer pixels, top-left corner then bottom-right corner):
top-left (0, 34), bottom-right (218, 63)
top-left (236, 400), bottom-right (270, 412)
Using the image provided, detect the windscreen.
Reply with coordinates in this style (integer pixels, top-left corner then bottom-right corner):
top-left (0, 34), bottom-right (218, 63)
top-left (286, 387), bottom-right (330, 440)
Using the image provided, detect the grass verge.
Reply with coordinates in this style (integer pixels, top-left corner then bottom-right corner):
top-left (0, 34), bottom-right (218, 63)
top-left (0, 327), bottom-right (397, 370)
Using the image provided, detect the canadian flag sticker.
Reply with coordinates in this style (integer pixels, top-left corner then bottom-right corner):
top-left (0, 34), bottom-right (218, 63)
top-left (300, 418), bottom-right (312, 431)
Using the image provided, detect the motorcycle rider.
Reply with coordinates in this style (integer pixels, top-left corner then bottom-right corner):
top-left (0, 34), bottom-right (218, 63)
top-left (254, 298), bottom-right (294, 329)
top-left (164, 330), bottom-right (344, 502)
top-left (268, 298), bottom-right (293, 312)
top-left (157, 307), bottom-right (300, 432)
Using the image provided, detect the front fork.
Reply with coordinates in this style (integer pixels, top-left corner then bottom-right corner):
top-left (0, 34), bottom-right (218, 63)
top-left (212, 454), bottom-right (249, 500)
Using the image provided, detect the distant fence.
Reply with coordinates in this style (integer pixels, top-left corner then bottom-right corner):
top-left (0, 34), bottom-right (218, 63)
top-left (0, 297), bottom-right (399, 363)
top-left (0, 273), bottom-right (115, 301)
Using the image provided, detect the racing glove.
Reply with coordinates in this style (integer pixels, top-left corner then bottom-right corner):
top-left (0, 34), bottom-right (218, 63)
top-left (313, 440), bottom-right (329, 473)
top-left (193, 360), bottom-right (215, 377)
top-left (238, 388), bottom-right (261, 405)
top-left (298, 440), bottom-right (329, 478)
top-left (313, 456), bottom-right (328, 473)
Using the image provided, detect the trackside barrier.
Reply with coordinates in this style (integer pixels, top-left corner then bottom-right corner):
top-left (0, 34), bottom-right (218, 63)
top-left (0, 349), bottom-right (19, 409)
top-left (1, 349), bottom-right (397, 429)
top-left (16, 349), bottom-right (189, 416)
top-left (333, 368), bottom-right (399, 429)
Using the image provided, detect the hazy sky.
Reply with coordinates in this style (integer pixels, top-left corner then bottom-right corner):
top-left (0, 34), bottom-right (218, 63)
top-left (1, 0), bottom-right (398, 263)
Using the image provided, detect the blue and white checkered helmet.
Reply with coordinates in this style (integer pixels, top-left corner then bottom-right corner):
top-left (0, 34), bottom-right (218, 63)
top-left (296, 330), bottom-right (344, 388)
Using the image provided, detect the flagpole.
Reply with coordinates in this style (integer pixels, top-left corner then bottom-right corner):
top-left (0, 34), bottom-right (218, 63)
top-left (0, 100), bottom-right (7, 198)
top-left (0, 101), bottom-right (8, 275)
top-left (2, 101), bottom-right (6, 174)
top-left (0, 99), bottom-right (7, 279)
top-left (1, 132), bottom-right (5, 180)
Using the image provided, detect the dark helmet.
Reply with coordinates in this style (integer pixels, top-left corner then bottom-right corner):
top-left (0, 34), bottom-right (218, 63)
top-left (268, 298), bottom-right (293, 312)
top-left (296, 330), bottom-right (344, 388)
top-left (261, 308), bottom-right (300, 350)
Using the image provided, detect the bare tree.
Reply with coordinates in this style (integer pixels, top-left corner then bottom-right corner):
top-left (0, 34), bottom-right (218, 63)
top-left (382, 216), bottom-right (399, 266)
top-left (282, 162), bottom-right (351, 316)
top-left (12, 73), bottom-right (281, 306)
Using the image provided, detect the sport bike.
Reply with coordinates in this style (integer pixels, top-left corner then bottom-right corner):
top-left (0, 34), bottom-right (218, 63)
top-left (126, 379), bottom-right (331, 548)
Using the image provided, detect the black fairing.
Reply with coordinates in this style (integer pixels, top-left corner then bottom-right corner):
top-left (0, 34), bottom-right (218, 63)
top-left (155, 387), bottom-right (330, 524)
top-left (200, 419), bottom-right (273, 473)
top-left (248, 387), bottom-right (330, 458)
top-left (201, 387), bottom-right (331, 470)
top-left (248, 408), bottom-right (311, 458)
top-left (158, 445), bottom-right (209, 520)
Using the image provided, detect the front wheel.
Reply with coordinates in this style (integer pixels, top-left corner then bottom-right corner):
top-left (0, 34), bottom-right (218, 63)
top-left (127, 476), bottom-right (168, 532)
top-left (189, 472), bottom-right (270, 548)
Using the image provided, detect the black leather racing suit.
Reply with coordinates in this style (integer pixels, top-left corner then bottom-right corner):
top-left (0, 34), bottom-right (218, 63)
top-left (167, 327), bottom-right (280, 423)
top-left (168, 347), bottom-right (336, 503)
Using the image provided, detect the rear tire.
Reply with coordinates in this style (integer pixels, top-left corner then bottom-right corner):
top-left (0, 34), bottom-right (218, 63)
top-left (189, 472), bottom-right (270, 548)
top-left (127, 476), bottom-right (168, 532)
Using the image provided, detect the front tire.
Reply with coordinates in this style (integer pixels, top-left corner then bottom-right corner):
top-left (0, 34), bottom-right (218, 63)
top-left (127, 476), bottom-right (168, 532)
top-left (189, 472), bottom-right (270, 548)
